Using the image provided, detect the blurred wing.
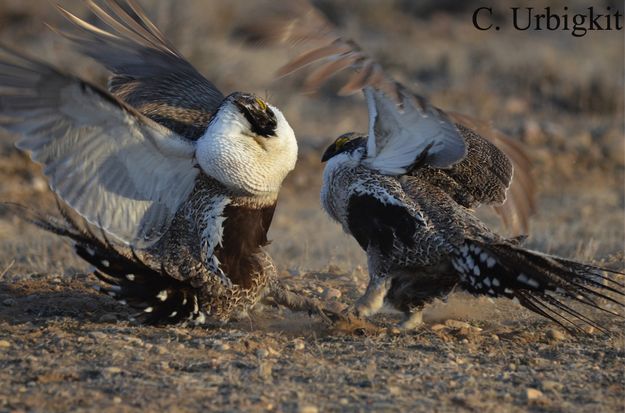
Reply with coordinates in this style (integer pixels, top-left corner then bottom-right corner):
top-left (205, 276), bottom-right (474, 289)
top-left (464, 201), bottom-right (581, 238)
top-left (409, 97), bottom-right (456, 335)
top-left (363, 86), bottom-right (466, 174)
top-left (54, 0), bottom-right (224, 140)
top-left (242, 1), bottom-right (465, 174)
top-left (240, 0), bottom-right (535, 233)
top-left (0, 47), bottom-right (199, 247)
top-left (448, 112), bottom-right (536, 235)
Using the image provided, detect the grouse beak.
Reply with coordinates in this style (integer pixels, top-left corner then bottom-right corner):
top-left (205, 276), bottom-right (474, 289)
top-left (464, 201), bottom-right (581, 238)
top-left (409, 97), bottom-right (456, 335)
top-left (321, 144), bottom-right (336, 163)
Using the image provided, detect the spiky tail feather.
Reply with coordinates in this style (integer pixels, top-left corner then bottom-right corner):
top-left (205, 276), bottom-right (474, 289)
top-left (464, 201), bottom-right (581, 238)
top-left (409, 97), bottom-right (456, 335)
top-left (4, 202), bottom-right (205, 325)
top-left (451, 239), bottom-right (624, 335)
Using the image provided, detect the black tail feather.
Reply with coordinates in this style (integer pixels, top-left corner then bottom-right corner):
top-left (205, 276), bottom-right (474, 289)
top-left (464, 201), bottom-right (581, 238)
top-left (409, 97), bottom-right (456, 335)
top-left (4, 202), bottom-right (204, 325)
top-left (515, 290), bottom-right (607, 335)
top-left (452, 239), bottom-right (624, 335)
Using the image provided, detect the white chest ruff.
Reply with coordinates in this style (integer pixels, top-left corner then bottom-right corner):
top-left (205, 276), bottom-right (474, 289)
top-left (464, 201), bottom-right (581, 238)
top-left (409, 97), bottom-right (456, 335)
top-left (320, 150), bottom-right (363, 228)
top-left (196, 104), bottom-right (297, 197)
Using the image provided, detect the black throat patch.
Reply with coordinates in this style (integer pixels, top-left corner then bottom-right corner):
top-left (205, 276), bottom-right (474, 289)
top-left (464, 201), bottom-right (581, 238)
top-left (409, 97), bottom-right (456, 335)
top-left (233, 94), bottom-right (277, 137)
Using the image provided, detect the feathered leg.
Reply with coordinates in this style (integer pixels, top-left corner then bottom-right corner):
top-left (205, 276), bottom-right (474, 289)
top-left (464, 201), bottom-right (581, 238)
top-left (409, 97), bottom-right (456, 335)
top-left (351, 252), bottom-right (394, 318)
top-left (265, 280), bottom-right (338, 324)
top-left (399, 309), bottom-right (424, 330)
top-left (353, 275), bottom-right (392, 318)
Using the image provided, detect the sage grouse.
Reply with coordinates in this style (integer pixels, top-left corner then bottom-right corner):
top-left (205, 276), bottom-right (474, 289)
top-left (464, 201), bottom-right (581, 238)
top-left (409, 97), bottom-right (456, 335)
top-left (0, 0), bottom-right (330, 325)
top-left (244, 1), bottom-right (624, 333)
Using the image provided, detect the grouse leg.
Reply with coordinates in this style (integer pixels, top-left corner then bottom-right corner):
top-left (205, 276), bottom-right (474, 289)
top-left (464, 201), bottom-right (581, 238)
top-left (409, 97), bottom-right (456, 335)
top-left (353, 274), bottom-right (392, 318)
top-left (266, 281), bottom-right (338, 324)
top-left (398, 308), bottom-right (425, 330)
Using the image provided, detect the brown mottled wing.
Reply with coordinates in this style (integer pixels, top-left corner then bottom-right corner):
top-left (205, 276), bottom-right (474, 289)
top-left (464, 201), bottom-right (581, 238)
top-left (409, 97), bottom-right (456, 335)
top-left (448, 112), bottom-right (536, 235)
top-left (54, 0), bottom-right (224, 140)
top-left (241, 0), bottom-right (535, 234)
top-left (410, 124), bottom-right (512, 206)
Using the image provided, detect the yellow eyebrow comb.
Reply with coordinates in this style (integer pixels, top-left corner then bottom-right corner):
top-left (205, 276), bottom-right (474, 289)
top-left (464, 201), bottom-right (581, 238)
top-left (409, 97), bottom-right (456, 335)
top-left (255, 98), bottom-right (267, 111)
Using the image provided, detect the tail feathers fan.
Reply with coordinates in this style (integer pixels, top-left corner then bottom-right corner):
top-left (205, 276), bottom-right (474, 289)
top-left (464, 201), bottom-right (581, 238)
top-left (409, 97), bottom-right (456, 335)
top-left (452, 239), bottom-right (624, 335)
top-left (4, 202), bottom-right (205, 325)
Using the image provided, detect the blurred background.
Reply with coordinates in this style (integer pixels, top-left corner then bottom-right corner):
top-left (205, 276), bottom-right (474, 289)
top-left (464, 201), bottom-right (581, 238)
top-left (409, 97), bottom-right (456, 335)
top-left (0, 2), bottom-right (623, 411)
top-left (0, 0), bottom-right (623, 275)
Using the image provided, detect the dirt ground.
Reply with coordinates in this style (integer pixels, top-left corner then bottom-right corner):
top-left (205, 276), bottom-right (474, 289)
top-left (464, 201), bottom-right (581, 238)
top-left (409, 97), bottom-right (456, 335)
top-left (0, 1), bottom-right (624, 412)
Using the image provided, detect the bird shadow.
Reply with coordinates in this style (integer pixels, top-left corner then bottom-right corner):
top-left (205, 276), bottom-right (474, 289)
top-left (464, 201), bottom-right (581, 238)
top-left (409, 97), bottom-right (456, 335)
top-left (0, 278), bottom-right (131, 325)
top-left (0, 277), bottom-right (339, 336)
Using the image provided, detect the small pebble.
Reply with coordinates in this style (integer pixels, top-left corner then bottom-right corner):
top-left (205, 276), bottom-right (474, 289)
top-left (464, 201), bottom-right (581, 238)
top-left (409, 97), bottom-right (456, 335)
top-left (2, 298), bottom-right (16, 306)
top-left (88, 332), bottom-right (108, 341)
top-left (266, 346), bottom-right (281, 357)
top-left (445, 319), bottom-right (471, 329)
top-left (125, 336), bottom-right (144, 347)
top-left (542, 380), bottom-right (564, 392)
top-left (98, 313), bottom-right (117, 323)
top-left (150, 345), bottom-right (168, 355)
top-left (388, 385), bottom-right (401, 396)
top-left (104, 367), bottom-right (122, 375)
top-left (526, 388), bottom-right (544, 400)
top-left (0, 340), bottom-right (11, 349)
top-left (299, 405), bottom-right (318, 413)
top-left (257, 348), bottom-right (269, 359)
top-left (293, 339), bottom-right (305, 350)
top-left (321, 287), bottom-right (342, 300)
top-left (547, 329), bottom-right (565, 341)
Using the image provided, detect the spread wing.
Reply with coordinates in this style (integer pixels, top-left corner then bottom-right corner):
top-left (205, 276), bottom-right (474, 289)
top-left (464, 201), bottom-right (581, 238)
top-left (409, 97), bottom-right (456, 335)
top-left (363, 86), bottom-right (466, 173)
top-left (248, 3), bottom-right (465, 173)
top-left (0, 46), bottom-right (199, 247)
top-left (54, 0), bottom-right (224, 140)
top-left (241, 0), bottom-right (535, 234)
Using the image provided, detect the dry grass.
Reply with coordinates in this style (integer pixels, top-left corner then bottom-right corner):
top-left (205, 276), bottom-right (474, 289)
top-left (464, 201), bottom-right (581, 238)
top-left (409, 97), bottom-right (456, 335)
top-left (0, 1), bottom-right (623, 412)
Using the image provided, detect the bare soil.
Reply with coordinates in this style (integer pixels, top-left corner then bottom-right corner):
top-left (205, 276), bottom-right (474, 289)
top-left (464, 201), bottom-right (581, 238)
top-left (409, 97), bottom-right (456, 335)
top-left (0, 1), bottom-right (623, 412)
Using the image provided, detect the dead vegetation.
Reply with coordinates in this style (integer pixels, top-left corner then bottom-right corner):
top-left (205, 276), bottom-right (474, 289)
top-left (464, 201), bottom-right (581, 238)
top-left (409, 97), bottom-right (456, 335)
top-left (0, 0), bottom-right (623, 412)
